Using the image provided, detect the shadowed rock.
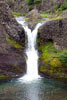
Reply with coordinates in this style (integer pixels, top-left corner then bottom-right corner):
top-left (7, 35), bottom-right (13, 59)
top-left (0, 1), bottom-right (26, 80)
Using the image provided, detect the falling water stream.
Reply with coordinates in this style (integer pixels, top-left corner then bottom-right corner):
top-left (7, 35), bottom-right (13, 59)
top-left (16, 17), bottom-right (44, 81)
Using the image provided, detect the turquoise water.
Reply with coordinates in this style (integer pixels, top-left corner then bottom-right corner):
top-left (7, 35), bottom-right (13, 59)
top-left (0, 78), bottom-right (67, 100)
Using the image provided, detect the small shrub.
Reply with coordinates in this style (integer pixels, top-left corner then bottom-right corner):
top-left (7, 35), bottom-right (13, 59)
top-left (26, 0), bottom-right (34, 5)
top-left (59, 51), bottom-right (67, 66)
top-left (28, 5), bottom-right (34, 11)
top-left (55, 2), bottom-right (67, 12)
top-left (60, 2), bottom-right (67, 11)
top-left (34, 0), bottom-right (41, 4)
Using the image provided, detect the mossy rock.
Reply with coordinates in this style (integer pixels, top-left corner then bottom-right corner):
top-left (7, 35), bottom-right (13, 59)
top-left (53, 16), bottom-right (63, 21)
top-left (0, 75), bottom-right (8, 79)
top-left (12, 12), bottom-right (22, 16)
top-left (50, 58), bottom-right (62, 67)
top-left (6, 34), bottom-right (23, 49)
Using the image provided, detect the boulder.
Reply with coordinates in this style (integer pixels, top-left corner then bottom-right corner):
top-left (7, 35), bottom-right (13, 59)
top-left (26, 9), bottom-right (42, 29)
top-left (0, 1), bottom-right (25, 42)
top-left (39, 17), bottom-right (67, 50)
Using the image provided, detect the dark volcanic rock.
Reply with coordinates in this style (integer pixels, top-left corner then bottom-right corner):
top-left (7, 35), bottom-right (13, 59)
top-left (0, 1), bottom-right (25, 42)
top-left (0, 1), bottom-right (26, 80)
top-left (39, 17), bottom-right (67, 50)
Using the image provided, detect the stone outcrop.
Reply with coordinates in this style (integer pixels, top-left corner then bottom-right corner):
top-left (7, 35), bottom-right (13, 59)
top-left (0, 1), bottom-right (26, 80)
top-left (26, 9), bottom-right (42, 29)
top-left (0, 1), bottom-right (25, 42)
top-left (39, 17), bottom-right (67, 50)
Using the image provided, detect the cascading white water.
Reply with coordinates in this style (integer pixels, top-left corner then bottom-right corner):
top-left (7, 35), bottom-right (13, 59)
top-left (16, 17), bottom-right (49, 82)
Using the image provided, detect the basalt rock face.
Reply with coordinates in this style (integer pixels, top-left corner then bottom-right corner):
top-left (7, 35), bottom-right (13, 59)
top-left (39, 17), bottom-right (67, 50)
top-left (0, 1), bottom-right (25, 42)
top-left (0, 1), bottom-right (26, 80)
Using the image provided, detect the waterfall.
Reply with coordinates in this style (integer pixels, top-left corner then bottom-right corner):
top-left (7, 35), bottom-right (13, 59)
top-left (16, 17), bottom-right (48, 82)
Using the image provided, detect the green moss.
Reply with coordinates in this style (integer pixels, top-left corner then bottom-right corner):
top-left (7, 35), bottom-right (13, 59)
top-left (16, 67), bottom-right (23, 72)
top-left (40, 10), bottom-right (52, 19)
top-left (25, 17), bottom-right (29, 22)
top-left (40, 66), bottom-right (47, 72)
top-left (40, 42), bottom-right (67, 67)
top-left (28, 5), bottom-right (34, 11)
top-left (59, 51), bottom-right (67, 66)
top-left (12, 12), bottom-right (22, 16)
top-left (65, 75), bottom-right (67, 78)
top-left (21, 1), bottom-right (24, 7)
top-left (14, 62), bottom-right (18, 67)
top-left (14, 62), bottom-right (23, 73)
top-left (49, 70), bottom-right (54, 74)
top-left (50, 58), bottom-right (62, 67)
top-left (34, 0), bottom-right (41, 4)
top-left (40, 13), bottom-right (52, 19)
top-left (6, 34), bottom-right (23, 49)
top-left (0, 75), bottom-right (7, 79)
top-left (53, 16), bottom-right (63, 21)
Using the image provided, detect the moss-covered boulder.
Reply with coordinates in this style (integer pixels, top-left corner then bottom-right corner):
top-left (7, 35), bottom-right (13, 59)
top-left (39, 42), bottom-right (67, 82)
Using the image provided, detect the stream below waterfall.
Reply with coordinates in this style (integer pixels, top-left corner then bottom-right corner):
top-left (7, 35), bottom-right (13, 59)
top-left (0, 17), bottom-right (67, 100)
top-left (0, 78), bottom-right (67, 100)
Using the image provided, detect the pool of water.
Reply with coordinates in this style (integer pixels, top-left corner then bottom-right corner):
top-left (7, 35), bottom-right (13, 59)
top-left (0, 77), bottom-right (67, 100)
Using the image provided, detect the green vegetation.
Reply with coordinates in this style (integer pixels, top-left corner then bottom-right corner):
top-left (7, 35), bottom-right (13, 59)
top-left (40, 42), bottom-right (67, 67)
top-left (27, 0), bottom-right (34, 5)
top-left (6, 34), bottom-right (23, 49)
top-left (14, 62), bottom-right (23, 72)
top-left (27, 0), bottom-right (41, 5)
top-left (12, 12), bottom-right (22, 16)
top-left (0, 75), bottom-right (7, 79)
top-left (28, 5), bottom-right (34, 11)
top-left (40, 10), bottom-right (52, 19)
top-left (14, 62), bottom-right (18, 67)
top-left (53, 16), bottom-right (63, 21)
top-left (25, 17), bottom-right (29, 22)
top-left (40, 43), bottom-right (67, 78)
top-left (55, 2), bottom-right (67, 12)
top-left (59, 51), bottom-right (67, 66)
top-left (61, 2), bottom-right (67, 10)
top-left (34, 0), bottom-right (41, 4)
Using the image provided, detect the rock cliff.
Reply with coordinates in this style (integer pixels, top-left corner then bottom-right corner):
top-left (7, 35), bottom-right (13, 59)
top-left (0, 1), bottom-right (26, 80)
